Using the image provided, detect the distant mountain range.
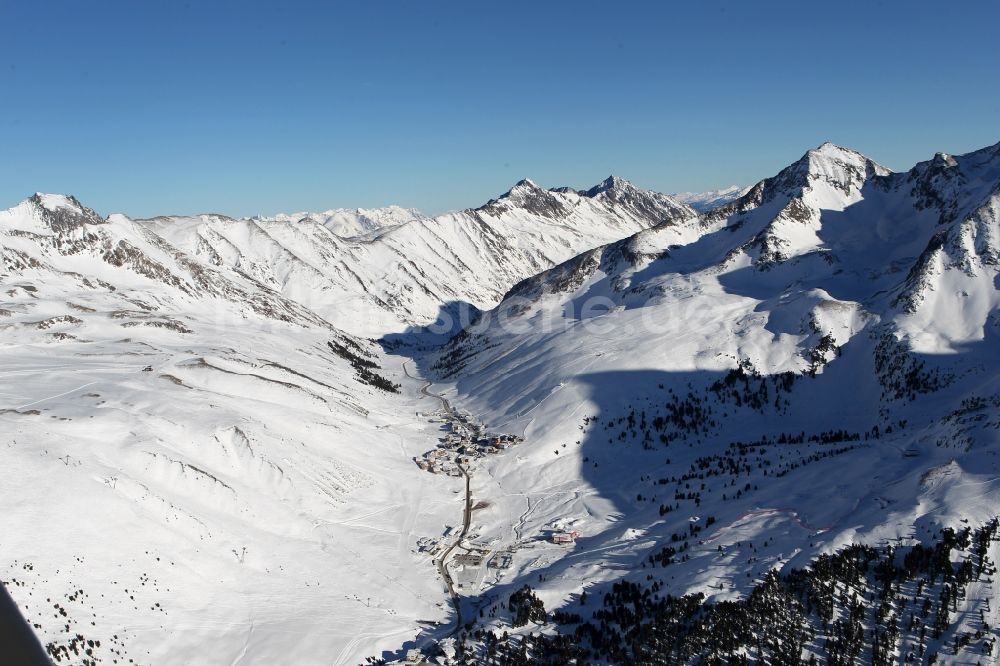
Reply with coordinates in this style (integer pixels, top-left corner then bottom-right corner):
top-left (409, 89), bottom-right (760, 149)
top-left (671, 184), bottom-right (748, 211)
top-left (125, 176), bottom-right (696, 337)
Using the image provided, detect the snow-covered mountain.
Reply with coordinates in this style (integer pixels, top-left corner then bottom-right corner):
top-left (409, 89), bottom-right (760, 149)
top-left (135, 177), bottom-right (696, 337)
top-left (0, 178), bottom-right (691, 664)
top-left (0, 192), bottom-right (476, 662)
top-left (1, 141), bottom-right (999, 665)
top-left (421, 141), bottom-right (1000, 663)
top-left (671, 184), bottom-right (747, 212)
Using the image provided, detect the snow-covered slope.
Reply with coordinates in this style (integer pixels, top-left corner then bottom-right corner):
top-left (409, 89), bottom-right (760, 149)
top-left (0, 194), bottom-right (468, 664)
top-left (420, 141), bottom-right (1000, 663)
top-left (259, 205), bottom-right (428, 239)
top-left (136, 177), bottom-right (696, 337)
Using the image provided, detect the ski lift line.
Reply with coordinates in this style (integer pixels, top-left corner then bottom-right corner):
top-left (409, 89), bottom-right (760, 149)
top-left (333, 503), bottom-right (405, 526)
top-left (0, 365), bottom-right (116, 376)
top-left (14, 380), bottom-right (99, 410)
top-left (950, 476), bottom-right (1000, 488)
top-left (7, 358), bottom-right (174, 411)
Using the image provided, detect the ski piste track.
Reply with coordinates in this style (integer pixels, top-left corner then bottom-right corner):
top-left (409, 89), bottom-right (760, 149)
top-left (402, 361), bottom-right (472, 638)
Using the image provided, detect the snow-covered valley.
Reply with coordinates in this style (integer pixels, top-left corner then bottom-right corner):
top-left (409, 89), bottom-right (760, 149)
top-left (2, 143), bottom-right (999, 665)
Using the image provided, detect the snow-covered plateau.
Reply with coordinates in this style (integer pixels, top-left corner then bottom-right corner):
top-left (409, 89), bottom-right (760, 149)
top-left (1, 142), bottom-right (999, 665)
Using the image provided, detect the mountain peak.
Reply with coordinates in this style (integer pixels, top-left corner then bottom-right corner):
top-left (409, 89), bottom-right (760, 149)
top-left (806, 142), bottom-right (868, 163)
top-left (769, 143), bottom-right (890, 197)
top-left (510, 178), bottom-right (542, 193)
top-left (31, 192), bottom-right (84, 213)
top-left (931, 151), bottom-right (958, 169)
top-left (584, 175), bottom-right (634, 197)
top-left (602, 175), bottom-right (631, 190)
top-left (25, 192), bottom-right (105, 231)
top-left (474, 178), bottom-right (569, 218)
top-left (814, 140), bottom-right (846, 151)
top-left (499, 177), bottom-right (549, 200)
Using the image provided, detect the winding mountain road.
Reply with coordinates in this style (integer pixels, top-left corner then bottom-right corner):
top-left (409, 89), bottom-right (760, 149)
top-left (402, 361), bottom-right (472, 637)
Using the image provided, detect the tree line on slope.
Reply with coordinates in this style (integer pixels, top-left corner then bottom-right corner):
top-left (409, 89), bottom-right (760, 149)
top-left (438, 519), bottom-right (1000, 665)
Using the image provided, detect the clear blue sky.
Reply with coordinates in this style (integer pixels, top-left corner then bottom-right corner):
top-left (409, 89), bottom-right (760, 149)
top-left (1, 0), bottom-right (998, 218)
